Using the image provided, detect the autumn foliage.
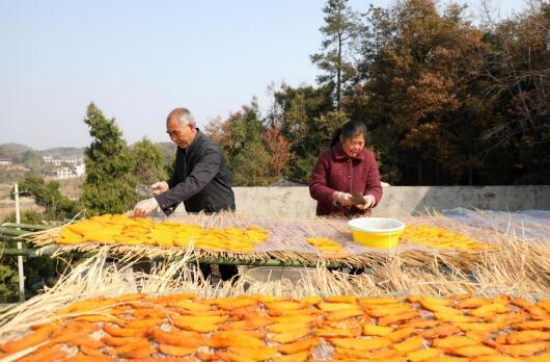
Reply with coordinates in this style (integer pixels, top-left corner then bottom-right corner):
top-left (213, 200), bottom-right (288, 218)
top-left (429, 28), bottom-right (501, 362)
top-left (205, 0), bottom-right (550, 186)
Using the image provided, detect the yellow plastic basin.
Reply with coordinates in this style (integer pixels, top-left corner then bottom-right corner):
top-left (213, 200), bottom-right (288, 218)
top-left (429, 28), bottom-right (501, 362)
top-left (348, 217), bottom-right (406, 248)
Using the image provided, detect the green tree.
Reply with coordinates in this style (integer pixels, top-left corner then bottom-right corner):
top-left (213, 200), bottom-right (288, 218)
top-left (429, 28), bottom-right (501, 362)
top-left (273, 84), bottom-right (335, 181)
top-left (81, 103), bottom-right (135, 215)
top-left (131, 138), bottom-right (167, 186)
top-left (0, 264), bottom-right (18, 303)
top-left (1, 209), bottom-right (69, 302)
top-left (311, 0), bottom-right (361, 110)
top-left (16, 173), bottom-right (78, 220)
top-left (2, 210), bottom-right (47, 225)
top-left (221, 103), bottom-right (270, 185)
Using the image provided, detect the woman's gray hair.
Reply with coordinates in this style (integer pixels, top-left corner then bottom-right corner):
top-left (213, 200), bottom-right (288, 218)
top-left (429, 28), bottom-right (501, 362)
top-left (167, 107), bottom-right (196, 126)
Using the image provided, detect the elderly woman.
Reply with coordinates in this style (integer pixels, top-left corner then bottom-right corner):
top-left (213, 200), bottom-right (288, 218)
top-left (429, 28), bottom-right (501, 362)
top-left (309, 120), bottom-right (383, 218)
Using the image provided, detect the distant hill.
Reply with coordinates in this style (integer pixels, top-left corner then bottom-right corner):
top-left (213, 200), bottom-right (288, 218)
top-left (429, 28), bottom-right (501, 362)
top-left (37, 147), bottom-right (86, 158)
top-left (1, 143), bottom-right (174, 159)
top-left (0, 144), bottom-right (86, 158)
top-left (0, 143), bottom-right (32, 156)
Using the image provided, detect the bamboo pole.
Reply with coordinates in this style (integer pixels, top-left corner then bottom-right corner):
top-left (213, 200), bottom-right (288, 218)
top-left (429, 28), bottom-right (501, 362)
top-left (1, 223), bottom-right (54, 231)
top-left (0, 248), bottom-right (345, 268)
top-left (0, 227), bottom-right (31, 237)
top-left (14, 183), bottom-right (25, 302)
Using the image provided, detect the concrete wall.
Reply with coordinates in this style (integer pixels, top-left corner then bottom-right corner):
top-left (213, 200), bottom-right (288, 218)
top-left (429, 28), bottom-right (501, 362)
top-left (233, 186), bottom-right (550, 218)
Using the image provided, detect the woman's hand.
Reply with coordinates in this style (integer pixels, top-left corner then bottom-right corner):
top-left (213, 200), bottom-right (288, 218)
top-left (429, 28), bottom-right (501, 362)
top-left (333, 191), bottom-right (354, 207)
top-left (356, 194), bottom-right (376, 210)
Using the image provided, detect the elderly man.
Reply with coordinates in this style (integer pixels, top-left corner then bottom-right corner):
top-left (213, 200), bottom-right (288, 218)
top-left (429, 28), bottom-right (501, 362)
top-left (133, 107), bottom-right (237, 281)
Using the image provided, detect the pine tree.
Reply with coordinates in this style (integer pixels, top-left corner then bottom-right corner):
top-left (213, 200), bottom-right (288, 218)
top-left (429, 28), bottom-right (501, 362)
top-left (81, 103), bottom-right (135, 215)
top-left (311, 0), bottom-right (361, 110)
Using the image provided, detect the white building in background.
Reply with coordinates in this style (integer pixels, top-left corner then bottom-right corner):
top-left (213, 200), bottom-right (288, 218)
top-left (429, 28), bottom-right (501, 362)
top-left (53, 167), bottom-right (74, 179)
top-left (0, 158), bottom-right (13, 166)
top-left (75, 163), bottom-right (85, 176)
top-left (43, 156), bottom-right (83, 166)
top-left (45, 156), bottom-right (86, 179)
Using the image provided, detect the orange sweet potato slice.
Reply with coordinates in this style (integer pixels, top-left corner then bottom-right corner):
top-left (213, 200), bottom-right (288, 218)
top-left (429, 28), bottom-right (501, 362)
top-left (221, 317), bottom-right (274, 331)
top-left (0, 324), bottom-right (56, 354)
top-left (468, 303), bottom-right (511, 318)
top-left (488, 312), bottom-right (527, 326)
top-left (433, 312), bottom-right (479, 324)
top-left (407, 347), bottom-right (441, 362)
top-left (133, 308), bottom-right (172, 319)
top-left (227, 346), bottom-right (278, 361)
top-left (496, 342), bottom-right (549, 357)
top-left (386, 326), bottom-right (415, 343)
top-left (270, 327), bottom-right (312, 344)
top-left (454, 297), bottom-right (493, 309)
top-left (101, 335), bottom-right (148, 347)
top-left (316, 326), bottom-right (362, 338)
top-left (158, 344), bottom-right (195, 357)
top-left (125, 318), bottom-right (163, 329)
top-left (455, 297), bottom-right (493, 309)
top-left (67, 336), bottom-right (105, 349)
top-left (333, 346), bottom-right (403, 360)
top-left (391, 335), bottom-right (425, 354)
top-left (268, 308), bottom-right (322, 317)
top-left (208, 330), bottom-right (266, 348)
top-left (362, 324), bottom-right (394, 336)
top-left (367, 304), bottom-right (414, 318)
top-left (329, 337), bottom-right (392, 351)
top-left (214, 351), bottom-right (257, 362)
top-left (378, 311), bottom-right (419, 326)
top-left (449, 345), bottom-right (499, 358)
top-left (318, 302), bottom-right (359, 312)
top-left (469, 356), bottom-right (522, 362)
top-left (17, 343), bottom-right (67, 362)
top-left (272, 314), bottom-right (318, 324)
top-left (169, 299), bottom-right (213, 311)
top-left (265, 301), bottom-right (308, 311)
top-left (324, 308), bottom-right (364, 321)
top-left (432, 335), bottom-right (479, 351)
top-left (277, 336), bottom-right (320, 354)
top-left (172, 314), bottom-right (228, 333)
top-left (72, 314), bottom-right (127, 325)
top-left (271, 350), bottom-right (310, 362)
top-left (512, 320), bottom-right (550, 331)
top-left (103, 324), bottom-right (149, 338)
top-left (509, 298), bottom-right (549, 320)
top-left (456, 322), bottom-right (501, 333)
top-left (268, 322), bottom-right (312, 334)
top-left (80, 344), bottom-right (105, 357)
top-left (152, 328), bottom-right (205, 348)
top-left (420, 324), bottom-right (462, 339)
top-left (108, 339), bottom-right (155, 359)
top-left (506, 330), bottom-right (550, 344)
top-left (403, 319), bottom-right (442, 329)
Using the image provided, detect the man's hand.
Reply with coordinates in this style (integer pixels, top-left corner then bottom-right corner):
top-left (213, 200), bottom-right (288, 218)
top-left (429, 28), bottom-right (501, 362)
top-left (333, 191), bottom-right (354, 207)
top-left (133, 197), bottom-right (159, 217)
top-left (356, 195), bottom-right (376, 210)
top-left (151, 181), bottom-right (169, 195)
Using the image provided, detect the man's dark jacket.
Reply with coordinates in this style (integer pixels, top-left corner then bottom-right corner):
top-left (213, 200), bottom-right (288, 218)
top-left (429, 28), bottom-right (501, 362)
top-left (154, 129), bottom-right (235, 214)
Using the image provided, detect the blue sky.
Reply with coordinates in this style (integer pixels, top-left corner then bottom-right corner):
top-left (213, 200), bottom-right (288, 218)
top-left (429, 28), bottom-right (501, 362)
top-left (0, 0), bottom-right (529, 150)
